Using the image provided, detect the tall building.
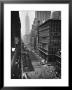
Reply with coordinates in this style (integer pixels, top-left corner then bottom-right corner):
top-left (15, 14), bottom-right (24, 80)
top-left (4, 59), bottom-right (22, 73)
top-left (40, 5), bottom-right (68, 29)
top-left (11, 11), bottom-right (21, 79)
top-left (30, 11), bottom-right (51, 52)
top-left (34, 11), bottom-right (61, 62)
top-left (25, 13), bottom-right (30, 34)
top-left (11, 11), bottom-right (21, 47)
top-left (35, 11), bottom-right (51, 25)
top-left (51, 11), bottom-right (61, 20)
top-left (24, 13), bottom-right (30, 45)
top-left (38, 19), bottom-right (61, 62)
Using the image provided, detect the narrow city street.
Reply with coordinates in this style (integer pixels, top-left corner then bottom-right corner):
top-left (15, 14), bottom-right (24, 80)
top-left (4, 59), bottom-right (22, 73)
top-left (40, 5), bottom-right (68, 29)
top-left (22, 49), bottom-right (58, 79)
top-left (11, 11), bottom-right (61, 79)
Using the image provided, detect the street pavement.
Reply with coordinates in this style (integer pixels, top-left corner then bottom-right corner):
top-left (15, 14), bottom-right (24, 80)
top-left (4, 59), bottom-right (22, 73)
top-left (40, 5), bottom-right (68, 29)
top-left (25, 50), bottom-right (58, 79)
top-left (11, 43), bottom-right (60, 79)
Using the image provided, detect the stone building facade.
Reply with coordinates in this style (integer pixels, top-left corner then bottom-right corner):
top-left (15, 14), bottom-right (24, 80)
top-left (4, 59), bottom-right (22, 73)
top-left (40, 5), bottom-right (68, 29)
top-left (38, 19), bottom-right (61, 62)
top-left (30, 11), bottom-right (61, 62)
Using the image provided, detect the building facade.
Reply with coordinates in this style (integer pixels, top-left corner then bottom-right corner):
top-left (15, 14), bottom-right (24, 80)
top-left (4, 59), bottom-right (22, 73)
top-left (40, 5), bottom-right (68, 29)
top-left (51, 11), bottom-right (61, 20)
top-left (35, 11), bottom-right (61, 62)
top-left (35, 11), bottom-right (51, 25)
top-left (25, 13), bottom-right (30, 34)
top-left (24, 13), bottom-right (30, 45)
top-left (11, 11), bottom-right (21, 79)
top-left (30, 11), bottom-right (61, 62)
top-left (38, 19), bottom-right (61, 62)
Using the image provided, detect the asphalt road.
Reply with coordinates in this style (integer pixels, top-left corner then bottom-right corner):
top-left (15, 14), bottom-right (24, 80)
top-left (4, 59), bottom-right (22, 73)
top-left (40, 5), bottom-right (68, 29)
top-left (11, 47), bottom-right (60, 79)
top-left (25, 50), bottom-right (57, 79)
top-left (29, 50), bottom-right (42, 62)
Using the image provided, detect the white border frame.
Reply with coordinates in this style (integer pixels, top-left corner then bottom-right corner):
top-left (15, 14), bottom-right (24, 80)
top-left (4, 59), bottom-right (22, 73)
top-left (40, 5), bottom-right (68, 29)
top-left (4, 4), bottom-right (69, 87)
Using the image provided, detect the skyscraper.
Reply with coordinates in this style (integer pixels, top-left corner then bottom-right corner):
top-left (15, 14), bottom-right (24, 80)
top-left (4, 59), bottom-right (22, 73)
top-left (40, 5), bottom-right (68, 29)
top-left (35, 11), bottom-right (51, 25)
top-left (24, 13), bottom-right (30, 45)
top-left (25, 13), bottom-right (30, 34)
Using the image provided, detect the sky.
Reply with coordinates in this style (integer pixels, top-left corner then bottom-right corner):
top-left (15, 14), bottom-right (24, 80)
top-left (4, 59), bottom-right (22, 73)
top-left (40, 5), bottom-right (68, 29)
top-left (19, 11), bottom-right (35, 40)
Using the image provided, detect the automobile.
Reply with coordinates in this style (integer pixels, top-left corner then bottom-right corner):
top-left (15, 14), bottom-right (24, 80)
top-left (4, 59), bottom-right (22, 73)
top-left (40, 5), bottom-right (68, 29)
top-left (40, 59), bottom-right (46, 65)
